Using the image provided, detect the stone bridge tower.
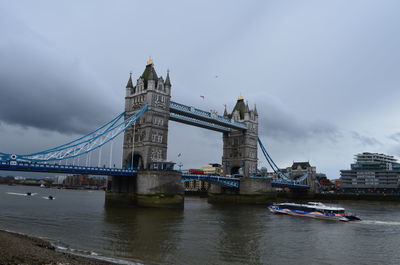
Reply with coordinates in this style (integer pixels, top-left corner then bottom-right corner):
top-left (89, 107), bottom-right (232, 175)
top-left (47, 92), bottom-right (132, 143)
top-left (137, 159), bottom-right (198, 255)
top-left (222, 96), bottom-right (258, 177)
top-left (122, 59), bottom-right (171, 169)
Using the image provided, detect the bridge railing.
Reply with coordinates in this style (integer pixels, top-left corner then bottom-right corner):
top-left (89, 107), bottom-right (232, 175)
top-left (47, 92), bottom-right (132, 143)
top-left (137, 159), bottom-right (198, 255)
top-left (170, 113), bottom-right (231, 132)
top-left (0, 161), bottom-right (137, 176)
top-left (170, 101), bottom-right (247, 130)
top-left (181, 174), bottom-right (240, 188)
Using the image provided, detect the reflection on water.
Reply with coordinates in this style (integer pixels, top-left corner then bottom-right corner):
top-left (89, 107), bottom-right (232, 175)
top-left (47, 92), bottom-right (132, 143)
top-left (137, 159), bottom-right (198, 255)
top-left (103, 205), bottom-right (184, 264)
top-left (213, 204), bottom-right (264, 265)
top-left (1, 185), bottom-right (400, 265)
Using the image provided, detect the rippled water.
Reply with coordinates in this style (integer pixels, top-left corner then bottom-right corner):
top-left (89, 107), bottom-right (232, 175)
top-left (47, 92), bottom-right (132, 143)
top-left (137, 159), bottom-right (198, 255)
top-left (1, 185), bottom-right (400, 265)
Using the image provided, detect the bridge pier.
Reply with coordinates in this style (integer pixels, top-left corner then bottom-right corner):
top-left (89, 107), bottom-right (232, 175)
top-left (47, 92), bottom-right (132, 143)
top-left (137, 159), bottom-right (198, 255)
top-left (239, 177), bottom-right (273, 195)
top-left (136, 170), bottom-right (184, 208)
top-left (105, 175), bottom-right (136, 205)
top-left (105, 170), bottom-right (184, 208)
top-left (208, 177), bottom-right (276, 204)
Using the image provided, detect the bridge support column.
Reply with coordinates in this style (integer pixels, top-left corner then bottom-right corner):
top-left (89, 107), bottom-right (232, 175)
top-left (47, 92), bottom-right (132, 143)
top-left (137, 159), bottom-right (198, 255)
top-left (208, 182), bottom-right (222, 194)
top-left (136, 170), bottom-right (184, 208)
top-left (208, 178), bottom-right (276, 204)
top-left (105, 175), bottom-right (136, 205)
top-left (239, 177), bottom-right (273, 195)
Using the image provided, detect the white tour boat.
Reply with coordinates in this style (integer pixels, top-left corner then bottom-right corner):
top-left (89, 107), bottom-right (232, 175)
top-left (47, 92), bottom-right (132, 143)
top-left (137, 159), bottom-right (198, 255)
top-left (268, 202), bottom-right (361, 222)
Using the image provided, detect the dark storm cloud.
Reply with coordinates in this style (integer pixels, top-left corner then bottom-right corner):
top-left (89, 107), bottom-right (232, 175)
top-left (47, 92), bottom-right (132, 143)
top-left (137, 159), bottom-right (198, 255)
top-left (1, 0), bottom-right (400, 178)
top-left (351, 132), bottom-right (382, 147)
top-left (0, 11), bottom-right (118, 135)
top-left (255, 97), bottom-right (341, 143)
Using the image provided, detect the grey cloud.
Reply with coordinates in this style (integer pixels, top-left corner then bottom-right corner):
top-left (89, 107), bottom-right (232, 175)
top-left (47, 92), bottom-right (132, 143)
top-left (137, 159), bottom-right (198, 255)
top-left (0, 11), bottom-right (119, 135)
top-left (351, 131), bottom-right (382, 146)
top-left (255, 97), bottom-right (342, 143)
top-left (388, 133), bottom-right (400, 143)
top-left (1, 0), bottom-right (400, 179)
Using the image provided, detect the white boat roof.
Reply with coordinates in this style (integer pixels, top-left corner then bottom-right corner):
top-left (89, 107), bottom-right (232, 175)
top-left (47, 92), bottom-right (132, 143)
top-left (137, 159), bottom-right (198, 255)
top-left (276, 202), bottom-right (345, 211)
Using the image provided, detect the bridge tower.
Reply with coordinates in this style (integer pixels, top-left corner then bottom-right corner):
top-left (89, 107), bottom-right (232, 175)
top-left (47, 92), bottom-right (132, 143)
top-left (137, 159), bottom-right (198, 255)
top-left (123, 59), bottom-right (171, 169)
top-left (222, 96), bottom-right (258, 177)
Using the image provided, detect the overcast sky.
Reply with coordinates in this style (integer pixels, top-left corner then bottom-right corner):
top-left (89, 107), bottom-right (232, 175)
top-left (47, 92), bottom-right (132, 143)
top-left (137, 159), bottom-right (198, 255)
top-left (1, 0), bottom-right (400, 178)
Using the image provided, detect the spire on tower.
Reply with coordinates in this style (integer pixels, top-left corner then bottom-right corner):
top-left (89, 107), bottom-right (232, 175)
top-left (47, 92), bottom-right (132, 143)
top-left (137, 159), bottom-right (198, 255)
top-left (231, 96), bottom-right (246, 120)
top-left (223, 105), bottom-right (228, 117)
top-left (141, 59), bottom-right (158, 87)
top-left (147, 56), bottom-right (153, 66)
top-left (165, 69), bottom-right (171, 86)
top-left (254, 104), bottom-right (258, 116)
top-left (126, 72), bottom-right (133, 88)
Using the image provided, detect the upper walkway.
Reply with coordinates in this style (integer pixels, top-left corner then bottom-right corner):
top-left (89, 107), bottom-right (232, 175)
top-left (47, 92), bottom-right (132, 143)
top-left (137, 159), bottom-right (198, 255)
top-left (169, 101), bottom-right (247, 132)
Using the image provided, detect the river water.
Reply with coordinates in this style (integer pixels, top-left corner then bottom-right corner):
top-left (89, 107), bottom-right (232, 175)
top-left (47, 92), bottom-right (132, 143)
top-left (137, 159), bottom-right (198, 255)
top-left (1, 185), bottom-right (400, 265)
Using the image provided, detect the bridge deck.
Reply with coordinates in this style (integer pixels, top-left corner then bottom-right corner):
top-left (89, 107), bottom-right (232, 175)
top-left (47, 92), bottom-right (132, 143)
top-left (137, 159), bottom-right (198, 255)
top-left (181, 174), bottom-right (240, 188)
top-left (0, 161), bottom-right (137, 176)
top-left (0, 162), bottom-right (309, 189)
top-left (181, 174), bottom-right (309, 189)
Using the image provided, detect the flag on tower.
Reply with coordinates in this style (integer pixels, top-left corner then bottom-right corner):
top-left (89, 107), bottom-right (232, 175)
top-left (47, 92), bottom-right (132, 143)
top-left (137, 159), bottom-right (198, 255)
top-left (200, 95), bottom-right (205, 99)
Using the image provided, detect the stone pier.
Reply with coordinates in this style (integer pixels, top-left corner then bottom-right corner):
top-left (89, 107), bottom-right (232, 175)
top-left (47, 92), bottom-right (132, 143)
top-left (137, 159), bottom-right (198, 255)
top-left (105, 170), bottom-right (184, 208)
top-left (105, 175), bottom-right (136, 205)
top-left (136, 170), bottom-right (184, 208)
top-left (208, 177), bottom-right (276, 204)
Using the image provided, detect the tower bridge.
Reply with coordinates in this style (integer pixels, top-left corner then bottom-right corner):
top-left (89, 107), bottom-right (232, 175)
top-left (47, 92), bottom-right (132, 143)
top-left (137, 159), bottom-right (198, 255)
top-left (123, 59), bottom-right (258, 178)
top-left (0, 59), bottom-right (316, 207)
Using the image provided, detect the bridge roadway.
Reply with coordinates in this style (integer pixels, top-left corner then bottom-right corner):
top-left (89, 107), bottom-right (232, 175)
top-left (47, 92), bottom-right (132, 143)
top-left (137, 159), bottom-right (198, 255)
top-left (180, 174), bottom-right (310, 189)
top-left (0, 161), bottom-right (309, 189)
top-left (0, 161), bottom-right (137, 176)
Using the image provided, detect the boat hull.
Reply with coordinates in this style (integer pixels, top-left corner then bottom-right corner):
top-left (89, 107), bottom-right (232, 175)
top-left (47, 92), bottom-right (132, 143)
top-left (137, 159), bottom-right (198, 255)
top-left (268, 206), bottom-right (350, 222)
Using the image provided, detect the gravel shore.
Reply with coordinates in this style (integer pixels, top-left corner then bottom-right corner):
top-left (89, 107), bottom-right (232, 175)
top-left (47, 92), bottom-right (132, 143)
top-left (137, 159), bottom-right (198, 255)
top-left (0, 230), bottom-right (118, 265)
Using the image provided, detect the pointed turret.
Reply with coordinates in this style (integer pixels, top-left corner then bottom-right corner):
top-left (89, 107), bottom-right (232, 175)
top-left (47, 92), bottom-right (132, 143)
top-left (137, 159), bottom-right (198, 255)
top-left (141, 58), bottom-right (158, 89)
top-left (126, 72), bottom-right (133, 88)
top-left (254, 104), bottom-right (258, 116)
top-left (244, 100), bottom-right (250, 120)
top-left (231, 95), bottom-right (246, 120)
top-left (165, 70), bottom-right (171, 86)
top-left (223, 106), bottom-right (228, 117)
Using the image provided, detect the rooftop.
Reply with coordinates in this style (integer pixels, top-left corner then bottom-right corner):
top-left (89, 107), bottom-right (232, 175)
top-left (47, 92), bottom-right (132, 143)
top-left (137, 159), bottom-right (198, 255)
top-left (354, 152), bottom-right (398, 164)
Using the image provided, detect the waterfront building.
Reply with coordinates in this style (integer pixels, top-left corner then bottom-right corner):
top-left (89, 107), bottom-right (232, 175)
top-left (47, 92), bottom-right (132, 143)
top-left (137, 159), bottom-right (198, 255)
top-left (286, 162), bottom-right (317, 187)
top-left (340, 152), bottom-right (400, 193)
top-left (184, 179), bottom-right (209, 191)
top-left (53, 175), bottom-right (67, 185)
top-left (202, 163), bottom-right (222, 176)
top-left (183, 164), bottom-right (221, 191)
top-left (266, 161), bottom-right (317, 190)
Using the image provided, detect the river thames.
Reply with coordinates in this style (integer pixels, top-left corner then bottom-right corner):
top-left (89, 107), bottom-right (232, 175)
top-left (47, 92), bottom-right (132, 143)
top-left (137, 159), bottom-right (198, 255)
top-left (1, 185), bottom-right (400, 265)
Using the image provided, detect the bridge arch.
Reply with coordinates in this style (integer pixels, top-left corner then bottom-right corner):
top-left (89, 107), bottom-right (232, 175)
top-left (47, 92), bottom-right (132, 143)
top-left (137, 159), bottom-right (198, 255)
top-left (230, 166), bottom-right (242, 176)
top-left (124, 152), bottom-right (144, 170)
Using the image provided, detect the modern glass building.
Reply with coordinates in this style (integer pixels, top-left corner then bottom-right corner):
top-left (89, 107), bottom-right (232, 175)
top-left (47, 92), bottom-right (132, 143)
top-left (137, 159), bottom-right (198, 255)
top-left (340, 152), bottom-right (400, 193)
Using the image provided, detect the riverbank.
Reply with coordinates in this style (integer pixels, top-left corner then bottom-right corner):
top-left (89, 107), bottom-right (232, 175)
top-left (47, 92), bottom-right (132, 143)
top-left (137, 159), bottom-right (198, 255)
top-left (0, 230), bottom-right (119, 265)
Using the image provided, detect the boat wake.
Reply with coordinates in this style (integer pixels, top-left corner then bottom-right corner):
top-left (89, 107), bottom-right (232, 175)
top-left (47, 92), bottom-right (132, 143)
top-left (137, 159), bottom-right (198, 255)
top-left (361, 220), bottom-right (400, 226)
top-left (7, 192), bottom-right (37, 196)
top-left (42, 196), bottom-right (55, 200)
